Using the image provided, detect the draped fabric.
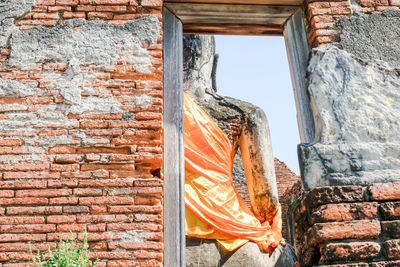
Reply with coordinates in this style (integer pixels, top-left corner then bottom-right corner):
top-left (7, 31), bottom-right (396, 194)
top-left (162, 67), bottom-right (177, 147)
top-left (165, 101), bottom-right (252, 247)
top-left (184, 93), bottom-right (282, 252)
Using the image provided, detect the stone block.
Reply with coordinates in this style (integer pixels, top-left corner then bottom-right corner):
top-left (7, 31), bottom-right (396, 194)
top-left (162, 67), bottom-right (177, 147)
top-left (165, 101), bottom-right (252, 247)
top-left (320, 241), bottom-right (381, 263)
top-left (382, 221), bottom-right (400, 238)
top-left (306, 220), bottom-right (381, 247)
top-left (305, 185), bottom-right (364, 209)
top-left (299, 46), bottom-right (400, 189)
top-left (380, 202), bottom-right (400, 220)
top-left (310, 202), bottom-right (377, 224)
top-left (319, 263), bottom-right (369, 267)
top-left (384, 239), bottom-right (400, 259)
top-left (370, 260), bottom-right (400, 267)
top-left (369, 183), bottom-right (400, 201)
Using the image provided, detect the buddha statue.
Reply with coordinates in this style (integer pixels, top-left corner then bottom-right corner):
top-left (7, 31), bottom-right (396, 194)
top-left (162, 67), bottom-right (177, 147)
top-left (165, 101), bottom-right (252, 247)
top-left (183, 34), bottom-right (296, 266)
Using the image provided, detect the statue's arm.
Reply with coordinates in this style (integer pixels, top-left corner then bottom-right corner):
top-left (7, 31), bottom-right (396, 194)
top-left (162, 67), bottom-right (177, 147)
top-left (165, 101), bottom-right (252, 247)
top-left (239, 107), bottom-right (279, 223)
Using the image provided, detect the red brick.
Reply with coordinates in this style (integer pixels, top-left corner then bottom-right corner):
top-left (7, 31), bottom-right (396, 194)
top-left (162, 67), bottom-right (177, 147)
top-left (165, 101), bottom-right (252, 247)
top-left (96, 5), bottom-right (127, 12)
top-left (0, 190), bottom-right (14, 198)
top-left (87, 223), bottom-right (106, 232)
top-left (0, 139), bottom-right (23, 146)
top-left (47, 215), bottom-right (77, 223)
top-left (51, 163), bottom-right (80, 171)
top-left (78, 179), bottom-right (134, 187)
top-left (108, 241), bottom-right (162, 251)
top-left (77, 5), bottom-right (96, 11)
top-left (56, 0), bottom-right (79, 5)
top-left (306, 185), bottom-right (364, 208)
top-left (91, 205), bottom-right (107, 214)
top-left (141, 0), bottom-right (162, 7)
top-left (78, 232), bottom-right (124, 241)
top-left (0, 198), bottom-right (48, 206)
top-left (107, 260), bottom-right (161, 267)
top-left (49, 197), bottom-right (79, 205)
top-left (380, 202), bottom-right (400, 220)
top-left (0, 234), bottom-right (46, 242)
top-left (384, 239), bottom-right (400, 259)
top-left (48, 179), bottom-right (78, 188)
top-left (32, 13), bottom-right (60, 19)
top-left (54, 154), bottom-right (82, 163)
top-left (0, 181), bottom-right (47, 189)
top-left (57, 224), bottom-right (86, 232)
top-left (0, 216), bottom-right (45, 225)
top-left (310, 202), bottom-right (377, 224)
top-left (48, 146), bottom-right (76, 154)
top-left (79, 196), bottom-right (134, 205)
top-left (81, 164), bottom-right (135, 171)
top-left (134, 214), bottom-right (162, 223)
top-left (87, 12), bottom-right (113, 19)
top-left (3, 171), bottom-right (60, 179)
top-left (0, 224), bottom-right (55, 233)
top-left (369, 182), bottom-right (400, 200)
top-left (73, 188), bottom-right (103, 196)
top-left (108, 205), bottom-right (162, 214)
top-left (93, 0), bottom-right (129, 4)
top-left (107, 223), bottom-right (161, 231)
top-left (63, 206), bottom-right (89, 213)
top-left (77, 147), bottom-right (131, 154)
top-left (0, 163), bottom-right (48, 171)
top-left (62, 11), bottom-right (86, 19)
top-left (6, 206), bottom-right (62, 215)
top-left (0, 242), bottom-right (56, 252)
top-left (382, 221), bottom-right (400, 238)
top-left (134, 250), bottom-right (162, 261)
top-left (307, 220), bottom-right (381, 247)
top-left (89, 251), bottom-right (132, 259)
top-left (37, 0), bottom-right (56, 4)
top-left (320, 242), bottom-right (381, 263)
top-left (15, 189), bottom-right (71, 198)
top-left (77, 214), bottom-right (132, 223)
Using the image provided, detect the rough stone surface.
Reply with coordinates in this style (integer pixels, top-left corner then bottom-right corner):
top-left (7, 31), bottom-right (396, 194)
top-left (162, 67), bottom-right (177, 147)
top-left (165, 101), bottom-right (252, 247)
top-left (306, 220), bottom-right (381, 247)
top-left (305, 185), bottom-right (364, 208)
top-left (7, 16), bottom-right (159, 114)
top-left (300, 46), bottom-right (400, 189)
top-left (310, 202), bottom-right (377, 224)
top-left (338, 8), bottom-right (400, 68)
top-left (185, 238), bottom-right (222, 267)
top-left (185, 239), bottom-right (297, 267)
top-left (384, 239), bottom-right (400, 259)
top-left (320, 242), bottom-right (381, 263)
top-left (0, 0), bottom-right (35, 47)
top-left (369, 182), bottom-right (400, 201)
top-left (370, 261), bottom-right (400, 267)
top-left (382, 221), bottom-right (400, 238)
top-left (222, 242), bottom-right (297, 267)
top-left (380, 201), bottom-right (400, 220)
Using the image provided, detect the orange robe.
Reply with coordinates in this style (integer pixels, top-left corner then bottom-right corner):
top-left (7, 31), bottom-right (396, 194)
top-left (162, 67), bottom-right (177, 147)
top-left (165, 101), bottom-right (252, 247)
top-left (184, 93), bottom-right (282, 252)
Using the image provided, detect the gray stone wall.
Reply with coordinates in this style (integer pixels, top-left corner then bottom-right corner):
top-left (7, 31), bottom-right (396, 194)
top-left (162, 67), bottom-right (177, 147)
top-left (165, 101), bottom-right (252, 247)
top-left (299, 8), bottom-right (400, 189)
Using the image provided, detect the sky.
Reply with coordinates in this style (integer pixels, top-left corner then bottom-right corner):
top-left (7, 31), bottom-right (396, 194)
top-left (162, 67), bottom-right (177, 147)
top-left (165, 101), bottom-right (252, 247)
top-left (214, 35), bottom-right (301, 174)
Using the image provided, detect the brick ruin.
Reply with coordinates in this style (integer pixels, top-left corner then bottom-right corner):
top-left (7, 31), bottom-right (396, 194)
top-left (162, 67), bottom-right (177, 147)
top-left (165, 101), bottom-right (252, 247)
top-left (0, 0), bottom-right (399, 266)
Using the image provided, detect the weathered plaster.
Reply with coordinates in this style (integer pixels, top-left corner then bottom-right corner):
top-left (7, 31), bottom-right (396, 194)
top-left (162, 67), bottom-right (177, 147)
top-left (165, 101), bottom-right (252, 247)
top-left (0, 15), bottom-right (160, 153)
top-left (338, 8), bottom-right (400, 68)
top-left (0, 0), bottom-right (35, 47)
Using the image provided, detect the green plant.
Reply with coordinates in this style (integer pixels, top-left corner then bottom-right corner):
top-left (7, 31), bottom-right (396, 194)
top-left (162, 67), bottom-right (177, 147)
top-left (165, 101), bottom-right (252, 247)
top-left (30, 231), bottom-right (97, 267)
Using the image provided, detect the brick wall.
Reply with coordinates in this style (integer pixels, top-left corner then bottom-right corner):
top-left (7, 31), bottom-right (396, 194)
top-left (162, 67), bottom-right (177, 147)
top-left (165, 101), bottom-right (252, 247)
top-left (0, 0), bottom-right (163, 266)
top-left (290, 182), bottom-right (400, 266)
top-left (305, 0), bottom-right (400, 47)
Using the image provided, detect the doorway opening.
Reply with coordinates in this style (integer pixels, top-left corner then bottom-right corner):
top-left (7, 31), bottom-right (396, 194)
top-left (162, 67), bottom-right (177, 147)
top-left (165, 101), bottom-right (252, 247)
top-left (163, 3), bottom-right (313, 266)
